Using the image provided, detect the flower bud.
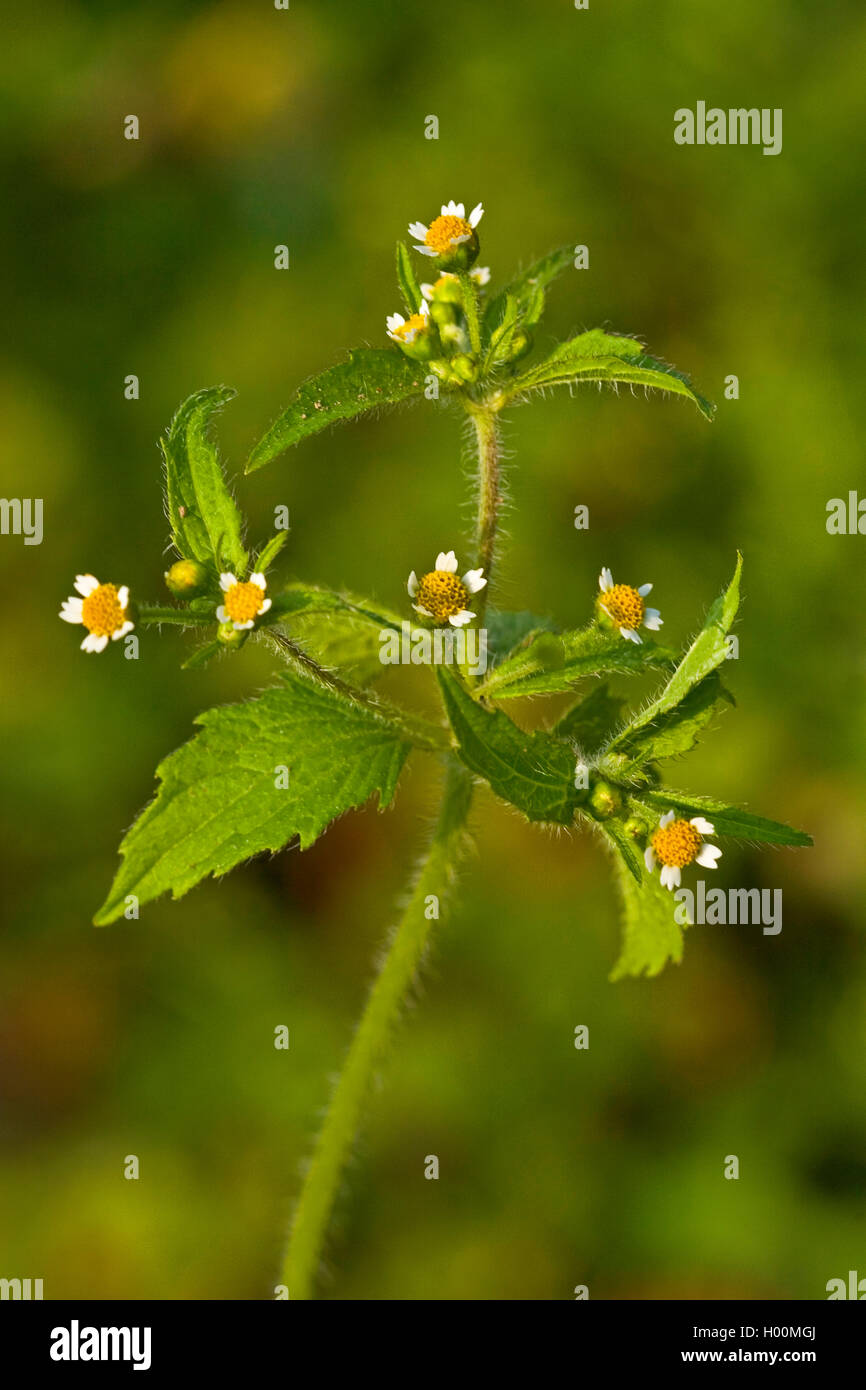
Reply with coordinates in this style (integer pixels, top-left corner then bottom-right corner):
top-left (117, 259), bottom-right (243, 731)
top-left (450, 354), bottom-right (479, 384)
top-left (589, 780), bottom-right (623, 819)
top-left (429, 299), bottom-right (460, 328)
top-left (165, 559), bottom-right (209, 598)
top-left (217, 621), bottom-right (248, 649)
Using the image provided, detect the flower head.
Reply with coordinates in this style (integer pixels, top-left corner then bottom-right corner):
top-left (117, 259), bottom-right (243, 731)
top-left (59, 574), bottom-right (134, 653)
top-left (644, 810), bottom-right (722, 890)
top-left (597, 568), bottom-right (663, 644)
top-left (216, 572), bottom-right (272, 631)
top-left (409, 201), bottom-right (484, 270)
top-left (386, 299), bottom-right (430, 345)
top-left (407, 550), bottom-right (486, 627)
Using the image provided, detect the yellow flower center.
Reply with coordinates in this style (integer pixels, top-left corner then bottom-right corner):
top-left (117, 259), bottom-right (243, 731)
top-left (224, 581), bottom-right (266, 625)
top-left (651, 818), bottom-right (702, 868)
top-left (425, 215), bottom-right (473, 254)
top-left (392, 312), bottom-right (427, 341)
top-left (81, 583), bottom-right (127, 638)
top-left (416, 570), bottom-right (469, 622)
top-left (601, 583), bottom-right (644, 630)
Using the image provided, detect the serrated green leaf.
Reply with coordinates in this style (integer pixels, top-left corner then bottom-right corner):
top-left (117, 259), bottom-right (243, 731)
top-left (612, 556), bottom-right (742, 745)
top-left (484, 245), bottom-right (575, 331)
top-left (635, 788), bottom-right (812, 848)
top-left (396, 240), bottom-right (423, 315)
top-left (485, 608), bottom-right (557, 662)
top-left (554, 683), bottom-right (627, 751)
top-left (254, 530), bottom-right (290, 575)
top-left (484, 292), bottom-right (521, 369)
top-left (245, 349), bottom-right (427, 472)
top-left (287, 611), bottom-right (389, 685)
top-left (438, 668), bottom-right (581, 825)
top-left (479, 625), bottom-right (676, 699)
top-left (503, 329), bottom-right (715, 421)
top-left (266, 582), bottom-right (347, 621)
top-left (161, 387), bottom-right (248, 574)
top-left (606, 672), bottom-right (734, 767)
top-left (94, 672), bottom-right (414, 925)
top-left (608, 850), bottom-right (685, 981)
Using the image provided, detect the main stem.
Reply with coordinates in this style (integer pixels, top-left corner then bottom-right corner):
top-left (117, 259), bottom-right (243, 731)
top-left (469, 405), bottom-right (502, 622)
top-left (281, 758), bottom-right (472, 1299)
top-left (281, 395), bottom-right (502, 1299)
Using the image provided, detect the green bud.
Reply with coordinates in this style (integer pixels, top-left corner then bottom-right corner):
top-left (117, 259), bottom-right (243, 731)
top-left (217, 621), bottom-right (248, 650)
top-left (589, 780), bottom-right (623, 819)
top-left (423, 272), bottom-right (464, 305)
top-left (165, 559), bottom-right (209, 598)
top-left (623, 816), bottom-right (648, 841)
top-left (430, 299), bottom-right (460, 327)
top-left (500, 327), bottom-right (534, 363)
top-left (450, 354), bottom-right (478, 384)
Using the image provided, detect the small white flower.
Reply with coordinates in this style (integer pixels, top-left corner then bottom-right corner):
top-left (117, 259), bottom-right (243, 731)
top-left (597, 568), bottom-right (663, 644)
top-left (386, 299), bottom-right (430, 344)
top-left (407, 550), bottom-right (487, 626)
top-left (216, 571), bottom-right (272, 631)
top-left (409, 201), bottom-right (484, 257)
top-left (59, 573), bottom-right (134, 653)
top-left (643, 809), bottom-right (723, 890)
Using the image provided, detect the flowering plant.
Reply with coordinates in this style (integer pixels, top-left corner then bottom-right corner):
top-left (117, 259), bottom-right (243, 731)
top-left (65, 199), bottom-right (810, 1297)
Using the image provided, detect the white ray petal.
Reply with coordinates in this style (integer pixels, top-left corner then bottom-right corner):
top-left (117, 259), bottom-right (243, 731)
top-left (599, 567), bottom-right (613, 592)
top-left (462, 569), bottom-right (486, 593)
top-left (644, 846), bottom-right (656, 871)
top-left (436, 550), bottom-right (458, 572)
top-left (660, 810), bottom-right (675, 827)
top-left (407, 571), bottom-right (418, 597)
top-left (643, 609), bottom-right (663, 629)
top-left (250, 573), bottom-right (267, 589)
top-left (408, 222), bottom-right (428, 240)
top-left (638, 583), bottom-right (653, 596)
top-left (696, 844), bottom-right (723, 868)
top-left (117, 585), bottom-right (129, 609)
top-left (259, 598), bottom-right (272, 614)
top-left (468, 202), bottom-right (484, 227)
top-left (690, 817), bottom-right (715, 835)
top-left (620, 627), bottom-right (642, 644)
top-left (415, 245), bottom-right (437, 257)
top-left (60, 598), bottom-right (84, 623)
top-left (74, 574), bottom-right (99, 597)
top-left (215, 605), bottom-right (228, 622)
top-left (448, 610), bottom-right (474, 627)
top-left (220, 573), bottom-right (237, 591)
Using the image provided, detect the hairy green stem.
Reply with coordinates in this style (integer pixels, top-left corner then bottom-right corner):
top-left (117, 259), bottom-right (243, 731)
top-left (281, 757), bottom-right (473, 1299)
top-left (137, 604), bottom-right (209, 627)
top-left (468, 406), bottom-right (502, 621)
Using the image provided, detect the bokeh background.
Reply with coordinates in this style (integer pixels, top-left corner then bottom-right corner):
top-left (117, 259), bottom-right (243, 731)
top-left (2, 0), bottom-right (864, 1300)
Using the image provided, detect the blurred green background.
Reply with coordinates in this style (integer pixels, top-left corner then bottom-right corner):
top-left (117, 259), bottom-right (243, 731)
top-left (2, 0), bottom-right (865, 1300)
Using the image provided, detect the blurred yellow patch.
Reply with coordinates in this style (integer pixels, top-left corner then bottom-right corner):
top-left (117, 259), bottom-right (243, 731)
top-left (163, 2), bottom-right (301, 150)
